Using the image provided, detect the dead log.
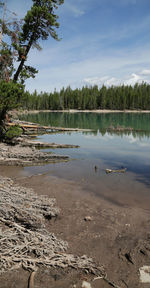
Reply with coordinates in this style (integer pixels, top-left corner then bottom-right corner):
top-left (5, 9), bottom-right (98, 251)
top-left (6, 122), bottom-right (92, 132)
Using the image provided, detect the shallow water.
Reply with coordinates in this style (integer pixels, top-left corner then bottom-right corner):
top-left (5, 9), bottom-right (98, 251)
top-left (20, 112), bottom-right (150, 208)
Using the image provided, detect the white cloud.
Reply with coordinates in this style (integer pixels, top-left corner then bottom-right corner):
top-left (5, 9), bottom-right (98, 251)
top-left (83, 70), bottom-right (150, 88)
top-left (125, 135), bottom-right (150, 148)
top-left (126, 134), bottom-right (137, 144)
top-left (85, 133), bottom-right (114, 141)
top-left (124, 73), bottom-right (143, 85)
top-left (83, 74), bottom-right (140, 87)
top-left (105, 77), bottom-right (121, 86)
top-left (24, 23), bottom-right (150, 92)
top-left (84, 76), bottom-right (108, 85)
top-left (140, 69), bottom-right (150, 75)
top-left (84, 76), bottom-right (122, 87)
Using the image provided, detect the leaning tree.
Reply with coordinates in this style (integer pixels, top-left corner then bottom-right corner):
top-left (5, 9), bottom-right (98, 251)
top-left (14, 0), bottom-right (64, 83)
top-left (0, 0), bottom-right (64, 125)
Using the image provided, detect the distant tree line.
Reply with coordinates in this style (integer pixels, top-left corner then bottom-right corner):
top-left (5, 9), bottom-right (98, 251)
top-left (20, 83), bottom-right (150, 111)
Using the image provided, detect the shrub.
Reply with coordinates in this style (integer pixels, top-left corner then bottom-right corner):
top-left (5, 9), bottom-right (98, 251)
top-left (5, 125), bottom-right (22, 140)
top-left (0, 81), bottom-right (24, 123)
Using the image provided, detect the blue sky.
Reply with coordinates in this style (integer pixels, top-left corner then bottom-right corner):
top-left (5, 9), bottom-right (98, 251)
top-left (4, 0), bottom-right (150, 92)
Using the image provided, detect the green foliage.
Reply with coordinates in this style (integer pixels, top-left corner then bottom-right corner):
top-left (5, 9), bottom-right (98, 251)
top-left (21, 0), bottom-right (62, 42)
top-left (20, 83), bottom-right (150, 111)
top-left (0, 0), bottom-right (63, 138)
top-left (19, 65), bottom-right (38, 84)
top-left (5, 125), bottom-right (22, 140)
top-left (0, 81), bottom-right (24, 121)
top-left (0, 1), bottom-right (63, 83)
top-left (0, 42), bottom-right (14, 81)
top-left (13, 0), bottom-right (64, 82)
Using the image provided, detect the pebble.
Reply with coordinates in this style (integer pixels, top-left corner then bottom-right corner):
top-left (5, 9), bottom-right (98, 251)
top-left (84, 216), bottom-right (92, 221)
top-left (139, 266), bottom-right (150, 283)
top-left (82, 281), bottom-right (92, 288)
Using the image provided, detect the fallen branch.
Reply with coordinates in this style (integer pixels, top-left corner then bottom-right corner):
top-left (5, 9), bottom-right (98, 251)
top-left (6, 121), bottom-right (92, 132)
top-left (103, 276), bottom-right (121, 288)
top-left (93, 274), bottom-right (122, 288)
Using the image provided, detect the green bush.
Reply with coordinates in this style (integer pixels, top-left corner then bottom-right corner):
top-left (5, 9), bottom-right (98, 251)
top-left (5, 125), bottom-right (22, 140)
top-left (0, 80), bottom-right (24, 123)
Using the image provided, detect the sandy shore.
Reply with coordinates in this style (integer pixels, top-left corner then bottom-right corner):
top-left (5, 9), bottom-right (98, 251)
top-left (1, 164), bottom-right (150, 287)
top-left (11, 109), bottom-right (150, 116)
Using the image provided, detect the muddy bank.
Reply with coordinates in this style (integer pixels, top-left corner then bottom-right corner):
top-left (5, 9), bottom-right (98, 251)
top-left (1, 117), bottom-right (150, 287)
top-left (1, 167), bottom-right (150, 287)
top-left (0, 174), bottom-right (103, 288)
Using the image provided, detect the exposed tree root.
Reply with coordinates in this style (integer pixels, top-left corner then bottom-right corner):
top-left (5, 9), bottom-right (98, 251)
top-left (28, 271), bottom-right (36, 288)
top-left (0, 176), bottom-right (101, 276)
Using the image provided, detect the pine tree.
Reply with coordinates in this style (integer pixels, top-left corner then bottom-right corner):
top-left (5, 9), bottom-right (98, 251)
top-left (13, 0), bottom-right (64, 82)
top-left (0, 0), bottom-right (63, 125)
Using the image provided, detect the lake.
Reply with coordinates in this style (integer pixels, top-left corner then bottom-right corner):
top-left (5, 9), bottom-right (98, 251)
top-left (20, 112), bottom-right (150, 208)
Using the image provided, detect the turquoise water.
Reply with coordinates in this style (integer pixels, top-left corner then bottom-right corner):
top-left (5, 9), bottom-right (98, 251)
top-left (20, 111), bottom-right (150, 133)
top-left (21, 112), bottom-right (150, 207)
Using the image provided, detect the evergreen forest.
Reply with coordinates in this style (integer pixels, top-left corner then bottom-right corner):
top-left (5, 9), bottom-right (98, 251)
top-left (20, 82), bottom-right (150, 111)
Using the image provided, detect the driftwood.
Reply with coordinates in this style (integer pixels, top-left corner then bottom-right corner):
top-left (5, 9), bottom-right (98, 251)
top-left (106, 168), bottom-right (127, 174)
top-left (6, 121), bottom-right (92, 133)
top-left (0, 176), bottom-right (123, 288)
top-left (0, 176), bottom-right (101, 276)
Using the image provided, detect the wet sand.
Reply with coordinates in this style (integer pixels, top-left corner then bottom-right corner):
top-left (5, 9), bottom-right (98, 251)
top-left (1, 165), bottom-right (150, 287)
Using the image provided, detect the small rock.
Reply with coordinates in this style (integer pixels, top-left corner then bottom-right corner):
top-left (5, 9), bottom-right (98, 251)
top-left (84, 216), bottom-right (92, 221)
top-left (82, 281), bottom-right (92, 288)
top-left (139, 266), bottom-right (150, 283)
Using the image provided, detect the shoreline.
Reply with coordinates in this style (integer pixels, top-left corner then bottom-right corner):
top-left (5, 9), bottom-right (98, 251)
top-left (11, 108), bottom-right (150, 116)
top-left (0, 167), bottom-right (150, 287)
top-left (1, 118), bottom-right (150, 287)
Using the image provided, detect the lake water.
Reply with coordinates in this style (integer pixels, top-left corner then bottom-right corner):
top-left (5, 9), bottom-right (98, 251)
top-left (20, 112), bottom-right (150, 208)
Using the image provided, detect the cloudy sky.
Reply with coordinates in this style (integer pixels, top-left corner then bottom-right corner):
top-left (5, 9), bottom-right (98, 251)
top-left (5, 0), bottom-right (150, 92)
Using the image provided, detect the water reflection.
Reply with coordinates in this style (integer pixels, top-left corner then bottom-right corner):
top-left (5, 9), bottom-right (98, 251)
top-left (20, 112), bottom-right (150, 139)
top-left (20, 112), bottom-right (150, 198)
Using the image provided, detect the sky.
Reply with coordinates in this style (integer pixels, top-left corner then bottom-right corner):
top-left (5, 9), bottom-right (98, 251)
top-left (3, 0), bottom-right (150, 92)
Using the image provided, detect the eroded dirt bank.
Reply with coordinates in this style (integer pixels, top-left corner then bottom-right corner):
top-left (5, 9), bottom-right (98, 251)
top-left (0, 166), bottom-right (150, 288)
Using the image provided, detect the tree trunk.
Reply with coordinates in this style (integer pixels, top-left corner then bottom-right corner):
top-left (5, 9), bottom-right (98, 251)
top-left (13, 36), bottom-right (33, 82)
top-left (0, 108), bottom-right (7, 124)
top-left (13, 58), bottom-right (26, 82)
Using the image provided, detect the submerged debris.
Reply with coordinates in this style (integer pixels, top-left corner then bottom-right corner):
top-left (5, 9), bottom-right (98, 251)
top-left (106, 168), bottom-right (127, 174)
